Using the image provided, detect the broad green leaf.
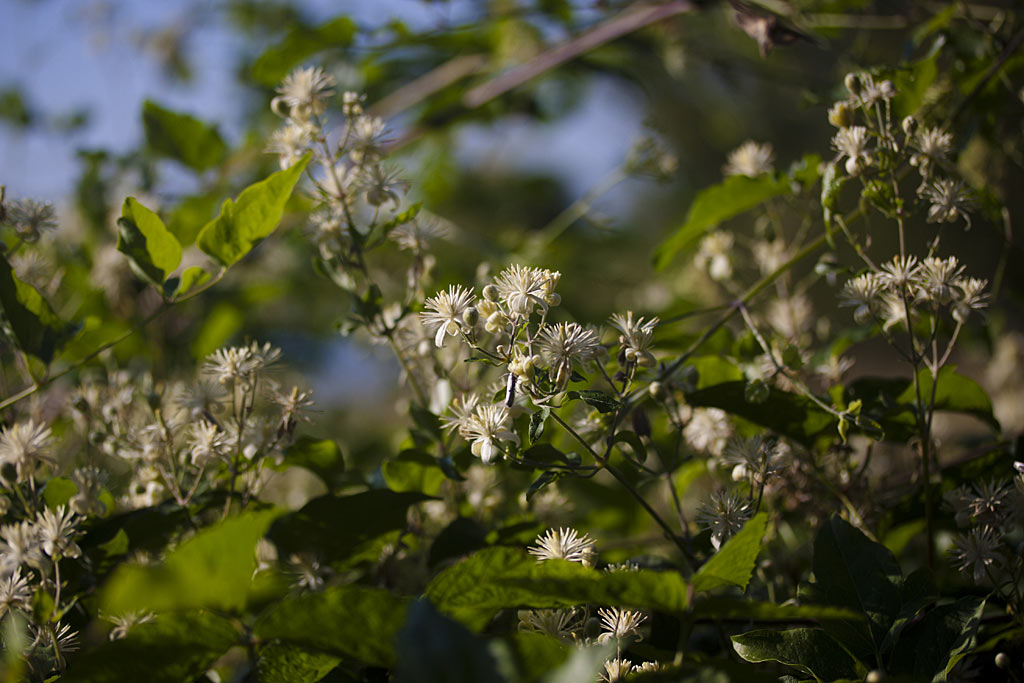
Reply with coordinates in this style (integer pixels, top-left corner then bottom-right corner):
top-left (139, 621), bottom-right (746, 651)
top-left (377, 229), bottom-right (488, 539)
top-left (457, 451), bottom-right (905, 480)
top-left (0, 254), bottom-right (76, 363)
top-left (805, 516), bottom-right (902, 663)
top-left (693, 512), bottom-right (768, 593)
top-left (275, 436), bottom-right (346, 490)
top-left (142, 100), bottom-right (228, 172)
top-left (732, 628), bottom-right (863, 682)
top-left (382, 449), bottom-right (446, 496)
top-left (888, 597), bottom-right (985, 682)
top-left (425, 547), bottom-right (689, 631)
top-left (256, 641), bottom-right (340, 683)
top-left (685, 382), bottom-right (836, 448)
top-left (268, 490), bottom-right (429, 565)
top-left (197, 153), bottom-right (311, 267)
top-left (102, 509), bottom-right (280, 614)
top-left (61, 611), bottom-right (239, 683)
top-left (567, 390), bottom-right (620, 414)
top-left (429, 517), bottom-right (489, 568)
top-left (117, 197), bottom-right (182, 286)
top-left (654, 174), bottom-right (791, 269)
top-left (254, 584), bottom-right (410, 667)
top-left (689, 355), bottom-right (744, 390)
top-left (41, 476), bottom-right (77, 510)
top-left (691, 597), bottom-right (863, 622)
top-left (845, 365), bottom-right (1000, 440)
top-left (394, 599), bottom-right (505, 683)
top-left (250, 16), bottom-right (358, 85)
top-left (171, 266), bottom-right (211, 299)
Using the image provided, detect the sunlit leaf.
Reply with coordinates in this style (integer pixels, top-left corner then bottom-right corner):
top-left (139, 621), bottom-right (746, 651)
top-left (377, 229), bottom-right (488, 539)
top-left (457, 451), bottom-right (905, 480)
top-left (117, 197), bottom-right (182, 287)
top-left (654, 174), bottom-right (791, 269)
top-left (197, 153), bottom-right (311, 267)
top-left (693, 512), bottom-right (768, 593)
top-left (256, 641), bottom-right (341, 683)
top-left (732, 628), bottom-right (864, 682)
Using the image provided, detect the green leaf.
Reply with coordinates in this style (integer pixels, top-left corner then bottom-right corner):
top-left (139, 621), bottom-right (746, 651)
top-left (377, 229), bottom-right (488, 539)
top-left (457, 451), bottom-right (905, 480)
top-left (61, 611), bottom-right (239, 683)
top-left (250, 16), bottom-right (358, 85)
top-left (732, 628), bottom-right (863, 682)
top-left (382, 449), bottom-right (446, 496)
top-left (820, 162), bottom-right (845, 247)
top-left (254, 584), bottom-right (410, 668)
top-left (256, 641), bottom-right (341, 683)
top-left (691, 597), bottom-right (863, 622)
top-left (805, 516), bottom-right (902, 662)
top-left (276, 436), bottom-right (346, 490)
top-left (685, 382), bottom-right (836, 448)
top-left (567, 390), bottom-right (620, 414)
top-left (116, 197), bottom-right (182, 287)
top-left (655, 174), bottom-right (791, 269)
top-left (0, 254), bottom-right (77, 363)
top-left (197, 153), bottom-right (311, 267)
top-left (394, 599), bottom-right (505, 683)
top-left (142, 100), bottom-right (228, 172)
top-left (171, 266), bottom-right (211, 299)
top-left (888, 597), bottom-right (985, 681)
top-left (268, 490), bottom-right (428, 565)
top-left (529, 407), bottom-right (550, 443)
top-left (101, 509), bottom-right (280, 614)
top-left (425, 547), bottom-right (689, 631)
top-left (693, 512), bottom-right (768, 593)
top-left (499, 632), bottom-right (572, 683)
top-left (41, 476), bottom-right (77, 510)
top-left (429, 517), bottom-right (489, 568)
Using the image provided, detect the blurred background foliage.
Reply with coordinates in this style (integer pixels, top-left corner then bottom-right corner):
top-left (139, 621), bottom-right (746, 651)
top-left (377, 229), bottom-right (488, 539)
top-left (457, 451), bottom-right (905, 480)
top-left (2, 0), bottom-right (1023, 489)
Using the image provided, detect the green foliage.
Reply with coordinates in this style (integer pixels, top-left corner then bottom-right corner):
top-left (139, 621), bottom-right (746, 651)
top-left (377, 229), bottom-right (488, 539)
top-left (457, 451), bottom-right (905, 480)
top-left (254, 584), bottom-right (410, 667)
top-left (142, 100), bottom-right (228, 172)
top-left (61, 611), bottom-right (239, 683)
top-left (732, 628), bottom-right (864, 682)
top-left (197, 153), bottom-right (311, 266)
top-left (0, 253), bottom-right (77, 363)
top-left (654, 174), bottom-right (792, 269)
top-left (255, 642), bottom-right (341, 683)
top-left (276, 436), bottom-right (346, 491)
top-left (116, 197), bottom-right (182, 288)
top-left (692, 512), bottom-right (767, 593)
top-left (394, 599), bottom-right (505, 683)
top-left (383, 449), bottom-right (446, 496)
top-left (250, 16), bottom-right (358, 85)
top-left (101, 509), bottom-right (281, 614)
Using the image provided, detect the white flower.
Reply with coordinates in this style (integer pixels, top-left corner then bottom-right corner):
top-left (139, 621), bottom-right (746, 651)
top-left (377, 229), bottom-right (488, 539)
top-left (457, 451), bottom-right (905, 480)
top-left (36, 505), bottom-right (82, 559)
top-left (441, 394), bottom-right (480, 434)
top-left (517, 608), bottom-right (579, 640)
top-left (916, 256), bottom-right (965, 306)
top-left (106, 611), bottom-right (156, 641)
top-left (953, 277), bottom-right (988, 323)
top-left (597, 607), bottom-right (646, 644)
top-left (6, 199), bottom-right (58, 241)
top-left (536, 322), bottom-right (602, 391)
top-left (272, 66), bottom-right (335, 121)
top-left (202, 342), bottom-right (280, 388)
top-left (357, 163), bottom-right (407, 207)
top-left (348, 115), bottom-right (390, 163)
top-left (459, 403), bottom-right (519, 464)
top-left (266, 123), bottom-right (311, 170)
top-left (682, 407), bottom-right (732, 456)
top-left (951, 527), bottom-right (1001, 584)
top-left (840, 272), bottom-right (885, 323)
top-left (0, 521), bottom-right (44, 573)
top-left (390, 214), bottom-right (452, 252)
top-left (696, 489), bottom-right (753, 550)
top-left (911, 127), bottom-right (953, 171)
top-left (609, 311), bottom-right (658, 367)
top-left (421, 284), bottom-right (476, 348)
top-left (697, 231), bottom-right (734, 281)
top-left (723, 140), bottom-right (774, 177)
top-left (832, 126), bottom-right (871, 175)
top-left (0, 420), bottom-right (54, 484)
top-left (186, 420), bottom-right (229, 467)
top-left (878, 256), bottom-right (920, 291)
top-left (0, 569), bottom-right (31, 619)
top-left (528, 527), bottom-right (596, 566)
top-left (923, 178), bottom-right (972, 227)
top-left (600, 658), bottom-right (633, 682)
top-left (493, 265), bottom-right (557, 319)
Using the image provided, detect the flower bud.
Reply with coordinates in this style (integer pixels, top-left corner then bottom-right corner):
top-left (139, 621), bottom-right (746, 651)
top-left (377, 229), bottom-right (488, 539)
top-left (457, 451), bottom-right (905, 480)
top-left (880, 80), bottom-right (896, 99)
top-left (865, 671), bottom-right (885, 683)
top-left (995, 652), bottom-right (1011, 670)
top-left (844, 73), bottom-right (862, 96)
top-left (462, 307), bottom-right (479, 327)
top-left (845, 154), bottom-right (869, 176)
top-left (482, 284), bottom-right (499, 302)
top-left (649, 381), bottom-right (665, 400)
top-left (828, 102), bottom-right (855, 128)
top-left (901, 115), bottom-right (918, 136)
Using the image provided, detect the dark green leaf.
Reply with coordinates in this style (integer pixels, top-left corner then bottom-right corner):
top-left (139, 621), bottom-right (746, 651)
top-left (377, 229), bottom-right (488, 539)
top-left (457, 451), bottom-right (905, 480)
top-left (250, 16), bottom-right (358, 85)
top-left (101, 509), bottom-right (280, 614)
top-left (254, 584), bottom-right (409, 667)
top-left (655, 174), bottom-right (791, 269)
top-left (256, 641), bottom-right (340, 683)
top-left (62, 611), bottom-right (239, 683)
top-left (142, 100), bottom-right (228, 172)
top-left (268, 490), bottom-right (428, 565)
top-left (276, 436), bottom-right (346, 490)
top-left (521, 443), bottom-right (580, 468)
top-left (693, 512), bottom-right (768, 593)
top-left (0, 254), bottom-right (77, 363)
top-left (425, 547), bottom-right (689, 631)
top-left (117, 197), bottom-right (182, 287)
top-left (567, 390), bottom-right (620, 414)
top-left (691, 597), bottom-right (863, 622)
top-left (607, 430), bottom-right (647, 466)
top-left (197, 153), bottom-right (311, 267)
top-left (42, 476), bottom-right (77, 510)
top-left (382, 449), bottom-right (446, 496)
top-left (805, 516), bottom-right (902, 662)
top-left (429, 517), bottom-right (489, 568)
top-left (732, 628), bottom-right (863, 682)
top-left (685, 382), bottom-right (836, 448)
top-left (394, 599), bottom-right (504, 683)
top-left (530, 407), bottom-right (550, 443)
top-left (888, 597), bottom-right (985, 681)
